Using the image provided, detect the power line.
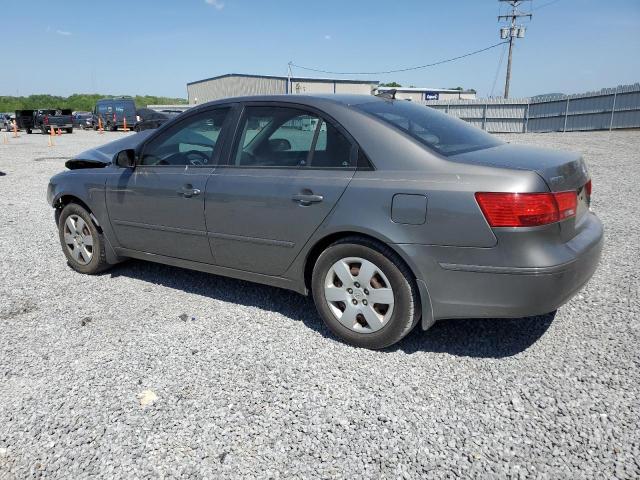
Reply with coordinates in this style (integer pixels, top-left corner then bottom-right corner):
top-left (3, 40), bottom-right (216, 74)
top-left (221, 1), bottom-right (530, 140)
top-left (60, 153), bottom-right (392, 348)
top-left (290, 41), bottom-right (508, 76)
top-left (490, 42), bottom-right (508, 97)
top-left (531, 0), bottom-right (562, 11)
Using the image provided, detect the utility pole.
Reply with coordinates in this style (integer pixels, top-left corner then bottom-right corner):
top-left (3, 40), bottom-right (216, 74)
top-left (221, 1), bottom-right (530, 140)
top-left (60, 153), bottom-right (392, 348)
top-left (498, 0), bottom-right (532, 98)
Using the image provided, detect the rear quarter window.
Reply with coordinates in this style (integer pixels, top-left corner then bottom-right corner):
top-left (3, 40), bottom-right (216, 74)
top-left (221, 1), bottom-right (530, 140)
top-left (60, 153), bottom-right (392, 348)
top-left (355, 100), bottom-right (502, 157)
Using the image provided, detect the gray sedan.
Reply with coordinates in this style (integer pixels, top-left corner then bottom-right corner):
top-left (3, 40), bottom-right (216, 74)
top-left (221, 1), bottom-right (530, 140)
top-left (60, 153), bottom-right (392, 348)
top-left (47, 95), bottom-right (603, 349)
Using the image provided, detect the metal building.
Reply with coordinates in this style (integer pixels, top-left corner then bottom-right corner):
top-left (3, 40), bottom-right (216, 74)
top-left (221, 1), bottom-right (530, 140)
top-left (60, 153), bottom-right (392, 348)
top-left (187, 73), bottom-right (379, 104)
top-left (376, 86), bottom-right (477, 102)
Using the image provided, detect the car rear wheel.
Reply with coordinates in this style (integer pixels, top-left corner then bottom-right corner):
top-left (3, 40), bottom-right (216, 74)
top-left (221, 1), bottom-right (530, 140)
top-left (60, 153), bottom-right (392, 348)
top-left (58, 204), bottom-right (110, 274)
top-left (311, 237), bottom-right (420, 349)
top-left (66, 128), bottom-right (73, 134)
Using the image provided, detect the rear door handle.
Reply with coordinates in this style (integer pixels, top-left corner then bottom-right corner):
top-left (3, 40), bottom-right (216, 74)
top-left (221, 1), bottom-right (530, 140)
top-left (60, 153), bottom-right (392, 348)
top-left (292, 193), bottom-right (324, 206)
top-left (177, 186), bottom-right (201, 198)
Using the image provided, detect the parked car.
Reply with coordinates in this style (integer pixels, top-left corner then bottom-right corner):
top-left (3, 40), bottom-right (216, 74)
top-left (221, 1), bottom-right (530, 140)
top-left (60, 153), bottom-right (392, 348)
top-left (133, 108), bottom-right (176, 132)
top-left (16, 109), bottom-right (74, 134)
top-left (47, 95), bottom-right (603, 349)
top-left (1, 113), bottom-right (14, 132)
top-left (14, 110), bottom-right (35, 133)
top-left (73, 112), bottom-right (94, 130)
top-left (93, 97), bottom-right (137, 131)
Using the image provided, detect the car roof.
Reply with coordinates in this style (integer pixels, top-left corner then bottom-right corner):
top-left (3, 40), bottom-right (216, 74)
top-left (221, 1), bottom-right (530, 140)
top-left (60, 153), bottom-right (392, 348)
top-left (194, 94), bottom-right (384, 111)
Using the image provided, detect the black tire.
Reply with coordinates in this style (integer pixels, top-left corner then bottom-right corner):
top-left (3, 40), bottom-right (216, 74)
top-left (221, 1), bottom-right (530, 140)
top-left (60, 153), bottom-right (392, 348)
top-left (311, 236), bottom-right (420, 349)
top-left (58, 203), bottom-right (110, 275)
top-left (26, 128), bottom-right (32, 134)
top-left (66, 128), bottom-right (73, 134)
top-left (41, 126), bottom-right (48, 135)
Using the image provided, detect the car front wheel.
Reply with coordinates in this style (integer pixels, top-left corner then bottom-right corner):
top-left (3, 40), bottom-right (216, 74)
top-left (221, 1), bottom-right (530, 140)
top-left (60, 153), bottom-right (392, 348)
top-left (311, 237), bottom-right (420, 349)
top-left (58, 204), bottom-right (110, 274)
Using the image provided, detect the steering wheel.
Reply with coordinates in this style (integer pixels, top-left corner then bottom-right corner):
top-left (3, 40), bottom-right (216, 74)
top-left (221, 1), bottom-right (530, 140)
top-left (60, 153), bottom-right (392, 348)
top-left (184, 150), bottom-right (209, 166)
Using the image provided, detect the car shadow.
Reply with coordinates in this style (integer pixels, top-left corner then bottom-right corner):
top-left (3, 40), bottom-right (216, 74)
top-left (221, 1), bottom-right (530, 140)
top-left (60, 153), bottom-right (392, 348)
top-left (388, 311), bottom-right (555, 358)
top-left (108, 260), bottom-right (555, 359)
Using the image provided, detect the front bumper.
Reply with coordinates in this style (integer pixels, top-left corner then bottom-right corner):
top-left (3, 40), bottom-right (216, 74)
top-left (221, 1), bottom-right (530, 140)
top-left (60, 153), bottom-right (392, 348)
top-left (398, 212), bottom-right (604, 322)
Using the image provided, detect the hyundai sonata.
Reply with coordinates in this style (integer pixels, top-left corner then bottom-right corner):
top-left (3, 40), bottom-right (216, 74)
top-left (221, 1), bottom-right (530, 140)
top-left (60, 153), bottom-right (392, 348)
top-left (47, 95), bottom-right (603, 349)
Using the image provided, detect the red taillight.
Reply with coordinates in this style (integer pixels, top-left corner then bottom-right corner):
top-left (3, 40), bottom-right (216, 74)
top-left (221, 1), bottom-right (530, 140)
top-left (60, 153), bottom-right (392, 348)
top-left (475, 191), bottom-right (577, 227)
top-left (553, 191), bottom-right (578, 220)
top-left (44, 116), bottom-right (49, 125)
top-left (584, 180), bottom-right (592, 198)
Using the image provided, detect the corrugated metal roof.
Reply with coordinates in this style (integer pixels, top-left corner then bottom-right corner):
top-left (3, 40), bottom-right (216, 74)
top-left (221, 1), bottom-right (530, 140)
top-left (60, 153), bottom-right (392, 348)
top-left (377, 86), bottom-right (476, 94)
top-left (187, 73), bottom-right (379, 86)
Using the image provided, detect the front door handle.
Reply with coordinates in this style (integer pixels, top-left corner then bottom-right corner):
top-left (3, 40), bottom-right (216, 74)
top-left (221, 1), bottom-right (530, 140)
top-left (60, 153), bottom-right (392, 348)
top-left (292, 193), bottom-right (324, 206)
top-left (177, 186), bottom-right (201, 198)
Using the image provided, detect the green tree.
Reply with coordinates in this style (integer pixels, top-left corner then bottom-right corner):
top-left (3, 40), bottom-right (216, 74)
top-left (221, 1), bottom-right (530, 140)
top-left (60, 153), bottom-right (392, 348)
top-left (0, 94), bottom-right (187, 112)
top-left (379, 82), bottom-right (402, 88)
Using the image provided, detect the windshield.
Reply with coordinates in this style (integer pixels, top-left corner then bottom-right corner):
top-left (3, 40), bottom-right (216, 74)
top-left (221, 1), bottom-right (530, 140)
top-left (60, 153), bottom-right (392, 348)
top-left (355, 100), bottom-right (502, 156)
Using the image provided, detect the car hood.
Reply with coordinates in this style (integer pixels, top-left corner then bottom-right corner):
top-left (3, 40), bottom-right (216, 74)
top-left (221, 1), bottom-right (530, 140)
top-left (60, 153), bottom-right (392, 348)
top-left (449, 143), bottom-right (589, 192)
top-left (65, 130), bottom-right (154, 169)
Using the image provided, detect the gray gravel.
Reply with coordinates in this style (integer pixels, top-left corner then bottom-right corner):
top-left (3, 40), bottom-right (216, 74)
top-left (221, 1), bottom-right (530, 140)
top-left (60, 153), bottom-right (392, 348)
top-left (0, 129), bottom-right (639, 479)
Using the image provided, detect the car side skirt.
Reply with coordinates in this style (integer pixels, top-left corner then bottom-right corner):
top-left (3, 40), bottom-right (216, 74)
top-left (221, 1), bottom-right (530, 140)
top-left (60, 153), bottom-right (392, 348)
top-left (114, 247), bottom-right (300, 293)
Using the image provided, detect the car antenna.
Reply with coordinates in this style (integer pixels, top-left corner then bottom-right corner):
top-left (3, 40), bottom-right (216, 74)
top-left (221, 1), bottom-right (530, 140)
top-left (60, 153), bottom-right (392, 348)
top-left (375, 89), bottom-right (397, 100)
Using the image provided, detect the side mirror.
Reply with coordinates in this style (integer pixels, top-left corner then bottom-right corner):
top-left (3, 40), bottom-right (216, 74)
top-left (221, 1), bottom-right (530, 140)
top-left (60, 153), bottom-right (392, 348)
top-left (269, 138), bottom-right (291, 152)
top-left (115, 149), bottom-right (136, 168)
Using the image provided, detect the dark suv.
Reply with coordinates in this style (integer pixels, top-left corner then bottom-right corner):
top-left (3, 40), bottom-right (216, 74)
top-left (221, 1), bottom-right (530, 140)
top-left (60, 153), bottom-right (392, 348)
top-left (93, 97), bottom-right (137, 131)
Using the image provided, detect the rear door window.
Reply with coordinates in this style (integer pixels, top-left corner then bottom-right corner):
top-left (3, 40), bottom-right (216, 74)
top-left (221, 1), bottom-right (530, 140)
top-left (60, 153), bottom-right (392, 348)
top-left (233, 105), bottom-right (353, 168)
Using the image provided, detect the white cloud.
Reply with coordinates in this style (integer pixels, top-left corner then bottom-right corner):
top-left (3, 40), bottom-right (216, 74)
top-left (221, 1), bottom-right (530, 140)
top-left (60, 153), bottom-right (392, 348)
top-left (324, 34), bottom-right (331, 40)
top-left (205, 0), bottom-right (224, 10)
top-left (56, 30), bottom-right (72, 36)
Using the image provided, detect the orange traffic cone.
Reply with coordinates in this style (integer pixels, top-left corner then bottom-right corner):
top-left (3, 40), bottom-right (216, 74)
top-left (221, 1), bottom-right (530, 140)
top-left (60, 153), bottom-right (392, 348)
top-left (123, 117), bottom-right (128, 132)
top-left (57, 127), bottom-right (62, 136)
top-left (48, 124), bottom-right (55, 147)
top-left (12, 122), bottom-right (18, 138)
top-left (98, 117), bottom-right (104, 134)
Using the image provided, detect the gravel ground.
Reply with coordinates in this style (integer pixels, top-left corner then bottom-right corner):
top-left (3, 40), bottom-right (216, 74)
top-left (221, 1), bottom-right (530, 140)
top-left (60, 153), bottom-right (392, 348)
top-left (0, 129), bottom-right (638, 479)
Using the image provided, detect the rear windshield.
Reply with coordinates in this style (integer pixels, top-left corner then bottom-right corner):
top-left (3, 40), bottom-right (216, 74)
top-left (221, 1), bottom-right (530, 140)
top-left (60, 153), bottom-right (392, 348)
top-left (113, 100), bottom-right (136, 116)
top-left (355, 100), bottom-right (502, 156)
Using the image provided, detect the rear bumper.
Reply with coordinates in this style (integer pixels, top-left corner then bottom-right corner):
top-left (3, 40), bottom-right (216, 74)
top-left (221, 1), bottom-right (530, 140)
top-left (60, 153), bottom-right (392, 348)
top-left (397, 212), bottom-right (603, 321)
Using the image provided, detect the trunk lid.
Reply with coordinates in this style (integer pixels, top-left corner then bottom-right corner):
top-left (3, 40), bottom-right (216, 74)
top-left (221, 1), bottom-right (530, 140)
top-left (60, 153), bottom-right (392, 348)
top-left (450, 143), bottom-right (589, 192)
top-left (450, 143), bottom-right (591, 240)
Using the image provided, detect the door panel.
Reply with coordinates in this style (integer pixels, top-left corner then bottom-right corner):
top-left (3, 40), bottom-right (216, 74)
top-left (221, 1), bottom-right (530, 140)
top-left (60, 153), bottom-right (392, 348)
top-left (106, 167), bottom-right (214, 263)
top-left (205, 168), bottom-right (354, 275)
top-left (105, 107), bottom-right (232, 263)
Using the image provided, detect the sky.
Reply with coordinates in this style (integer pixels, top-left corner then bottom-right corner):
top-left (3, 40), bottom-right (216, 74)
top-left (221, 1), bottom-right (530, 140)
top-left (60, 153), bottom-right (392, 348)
top-left (2, 0), bottom-right (639, 99)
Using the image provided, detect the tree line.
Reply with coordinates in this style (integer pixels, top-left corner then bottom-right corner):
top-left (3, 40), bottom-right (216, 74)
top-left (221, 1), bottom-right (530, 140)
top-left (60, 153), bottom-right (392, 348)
top-left (0, 94), bottom-right (187, 113)
top-left (379, 82), bottom-right (476, 93)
